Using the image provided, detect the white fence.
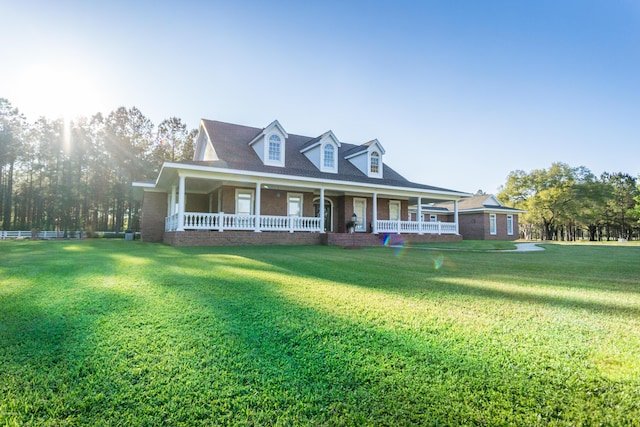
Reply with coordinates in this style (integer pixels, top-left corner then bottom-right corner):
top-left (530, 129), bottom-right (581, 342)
top-left (0, 230), bottom-right (76, 239)
top-left (0, 231), bottom-right (138, 239)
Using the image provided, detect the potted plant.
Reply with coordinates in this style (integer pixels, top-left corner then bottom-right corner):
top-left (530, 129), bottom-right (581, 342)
top-left (345, 220), bottom-right (356, 233)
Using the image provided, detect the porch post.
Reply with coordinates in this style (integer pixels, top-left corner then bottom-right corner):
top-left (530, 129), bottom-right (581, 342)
top-left (319, 187), bottom-right (325, 233)
top-left (255, 182), bottom-right (262, 232)
top-left (177, 175), bottom-right (185, 231)
top-left (372, 192), bottom-right (378, 234)
top-left (170, 185), bottom-right (177, 215)
top-left (417, 197), bottom-right (423, 235)
top-left (454, 199), bottom-right (460, 235)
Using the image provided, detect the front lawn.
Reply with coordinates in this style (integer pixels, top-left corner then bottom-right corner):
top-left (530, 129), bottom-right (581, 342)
top-left (1, 240), bottom-right (639, 425)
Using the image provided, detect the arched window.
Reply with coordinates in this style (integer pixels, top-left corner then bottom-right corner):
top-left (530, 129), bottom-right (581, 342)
top-left (370, 151), bottom-right (380, 174)
top-left (268, 135), bottom-right (281, 161)
top-left (323, 144), bottom-right (335, 169)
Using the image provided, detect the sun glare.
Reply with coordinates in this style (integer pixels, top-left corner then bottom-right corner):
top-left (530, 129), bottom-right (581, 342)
top-left (17, 62), bottom-right (105, 121)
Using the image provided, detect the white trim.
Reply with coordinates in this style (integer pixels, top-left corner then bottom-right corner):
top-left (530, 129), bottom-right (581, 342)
top-left (353, 197), bottom-right (367, 232)
top-left (287, 192), bottom-right (303, 217)
top-left (321, 143), bottom-right (338, 173)
top-left (489, 213), bottom-right (497, 235)
top-left (507, 214), bottom-right (514, 235)
top-left (369, 151), bottom-right (382, 178)
top-left (265, 133), bottom-right (285, 167)
top-left (235, 189), bottom-right (255, 215)
top-left (389, 200), bottom-right (401, 221)
top-left (313, 195), bottom-right (333, 232)
top-left (147, 162), bottom-right (472, 199)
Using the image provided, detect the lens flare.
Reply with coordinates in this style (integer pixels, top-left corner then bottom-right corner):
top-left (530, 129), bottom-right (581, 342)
top-left (432, 255), bottom-right (445, 270)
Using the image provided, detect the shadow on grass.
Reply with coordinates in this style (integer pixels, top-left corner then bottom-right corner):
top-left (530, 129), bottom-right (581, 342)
top-left (176, 244), bottom-right (640, 319)
top-left (2, 240), bottom-right (638, 424)
top-left (147, 260), bottom-right (586, 424)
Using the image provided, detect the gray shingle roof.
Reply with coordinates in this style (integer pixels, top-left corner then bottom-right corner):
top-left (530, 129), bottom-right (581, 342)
top-left (190, 119), bottom-right (463, 193)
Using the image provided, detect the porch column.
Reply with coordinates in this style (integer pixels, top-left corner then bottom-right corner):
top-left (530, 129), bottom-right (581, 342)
top-left (177, 175), bottom-right (185, 231)
top-left (170, 185), bottom-right (177, 215)
top-left (417, 197), bottom-right (423, 235)
top-left (319, 187), bottom-right (325, 233)
top-left (372, 192), bottom-right (378, 234)
top-left (255, 182), bottom-right (262, 232)
top-left (454, 199), bottom-right (459, 234)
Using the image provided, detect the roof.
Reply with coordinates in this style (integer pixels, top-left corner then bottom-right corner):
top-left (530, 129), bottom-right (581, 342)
top-left (430, 194), bottom-right (526, 213)
top-left (189, 119), bottom-right (465, 194)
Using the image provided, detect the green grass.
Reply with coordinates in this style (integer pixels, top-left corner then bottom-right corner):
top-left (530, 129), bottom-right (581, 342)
top-left (407, 239), bottom-right (519, 250)
top-left (1, 240), bottom-right (639, 426)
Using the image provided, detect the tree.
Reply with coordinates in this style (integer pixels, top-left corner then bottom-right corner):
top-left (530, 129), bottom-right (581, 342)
top-left (103, 107), bottom-right (155, 231)
top-left (0, 99), bottom-right (27, 230)
top-left (152, 117), bottom-right (197, 164)
top-left (499, 163), bottom-right (579, 240)
top-left (601, 172), bottom-right (639, 240)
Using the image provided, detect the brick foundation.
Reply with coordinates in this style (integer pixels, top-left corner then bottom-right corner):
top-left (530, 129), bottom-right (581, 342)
top-left (163, 230), bottom-right (461, 247)
top-left (164, 230), bottom-right (327, 247)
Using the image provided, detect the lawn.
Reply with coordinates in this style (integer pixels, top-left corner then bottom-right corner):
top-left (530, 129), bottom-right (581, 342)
top-left (1, 240), bottom-right (639, 426)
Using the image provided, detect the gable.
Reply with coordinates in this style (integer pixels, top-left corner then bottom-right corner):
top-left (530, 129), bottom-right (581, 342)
top-left (193, 123), bottom-right (217, 161)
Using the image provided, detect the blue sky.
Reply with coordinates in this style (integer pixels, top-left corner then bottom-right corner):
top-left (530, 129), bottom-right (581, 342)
top-left (2, 0), bottom-right (639, 194)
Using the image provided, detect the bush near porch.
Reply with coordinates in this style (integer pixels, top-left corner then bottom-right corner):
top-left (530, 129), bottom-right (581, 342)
top-left (1, 240), bottom-right (639, 425)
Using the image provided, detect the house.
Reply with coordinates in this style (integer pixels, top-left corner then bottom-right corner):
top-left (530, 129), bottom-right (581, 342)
top-left (414, 194), bottom-right (526, 240)
top-left (133, 119), bottom-right (471, 246)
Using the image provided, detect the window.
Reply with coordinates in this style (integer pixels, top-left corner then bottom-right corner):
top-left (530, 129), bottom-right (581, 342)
top-left (489, 214), bottom-right (497, 235)
top-left (507, 215), bottom-right (514, 235)
top-left (268, 135), bottom-right (281, 162)
top-left (430, 214), bottom-right (438, 222)
top-left (353, 198), bottom-right (367, 232)
top-left (236, 190), bottom-right (254, 215)
top-left (370, 151), bottom-right (380, 174)
top-left (288, 193), bottom-right (303, 217)
top-left (323, 144), bottom-right (335, 169)
top-left (389, 201), bottom-right (401, 221)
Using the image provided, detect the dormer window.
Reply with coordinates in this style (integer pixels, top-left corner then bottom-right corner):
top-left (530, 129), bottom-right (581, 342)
top-left (345, 139), bottom-right (384, 178)
top-left (370, 151), bottom-right (380, 174)
top-left (300, 130), bottom-right (340, 173)
top-left (268, 135), bottom-right (281, 162)
top-left (248, 120), bottom-right (287, 167)
top-left (323, 144), bottom-right (335, 169)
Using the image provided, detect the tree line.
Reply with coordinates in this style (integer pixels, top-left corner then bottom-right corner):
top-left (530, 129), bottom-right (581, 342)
top-left (2, 98), bottom-right (639, 239)
top-left (498, 162), bottom-right (640, 241)
top-left (0, 98), bottom-right (196, 233)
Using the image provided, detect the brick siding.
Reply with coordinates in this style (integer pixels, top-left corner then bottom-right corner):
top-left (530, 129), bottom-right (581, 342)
top-left (141, 192), bottom-right (167, 242)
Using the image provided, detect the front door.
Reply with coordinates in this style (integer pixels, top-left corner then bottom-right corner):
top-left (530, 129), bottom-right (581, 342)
top-left (314, 199), bottom-right (332, 232)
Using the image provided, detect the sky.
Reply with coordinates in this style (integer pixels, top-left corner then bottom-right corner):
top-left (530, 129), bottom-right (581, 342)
top-left (1, 0), bottom-right (639, 194)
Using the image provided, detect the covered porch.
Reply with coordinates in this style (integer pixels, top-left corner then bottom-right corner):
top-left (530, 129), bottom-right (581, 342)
top-left (162, 171), bottom-right (461, 235)
top-left (134, 164), bottom-right (467, 245)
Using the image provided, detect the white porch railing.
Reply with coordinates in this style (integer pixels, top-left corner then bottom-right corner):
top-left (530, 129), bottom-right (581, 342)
top-left (170, 212), bottom-right (323, 233)
top-left (167, 213), bottom-right (457, 235)
top-left (376, 220), bottom-right (458, 235)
